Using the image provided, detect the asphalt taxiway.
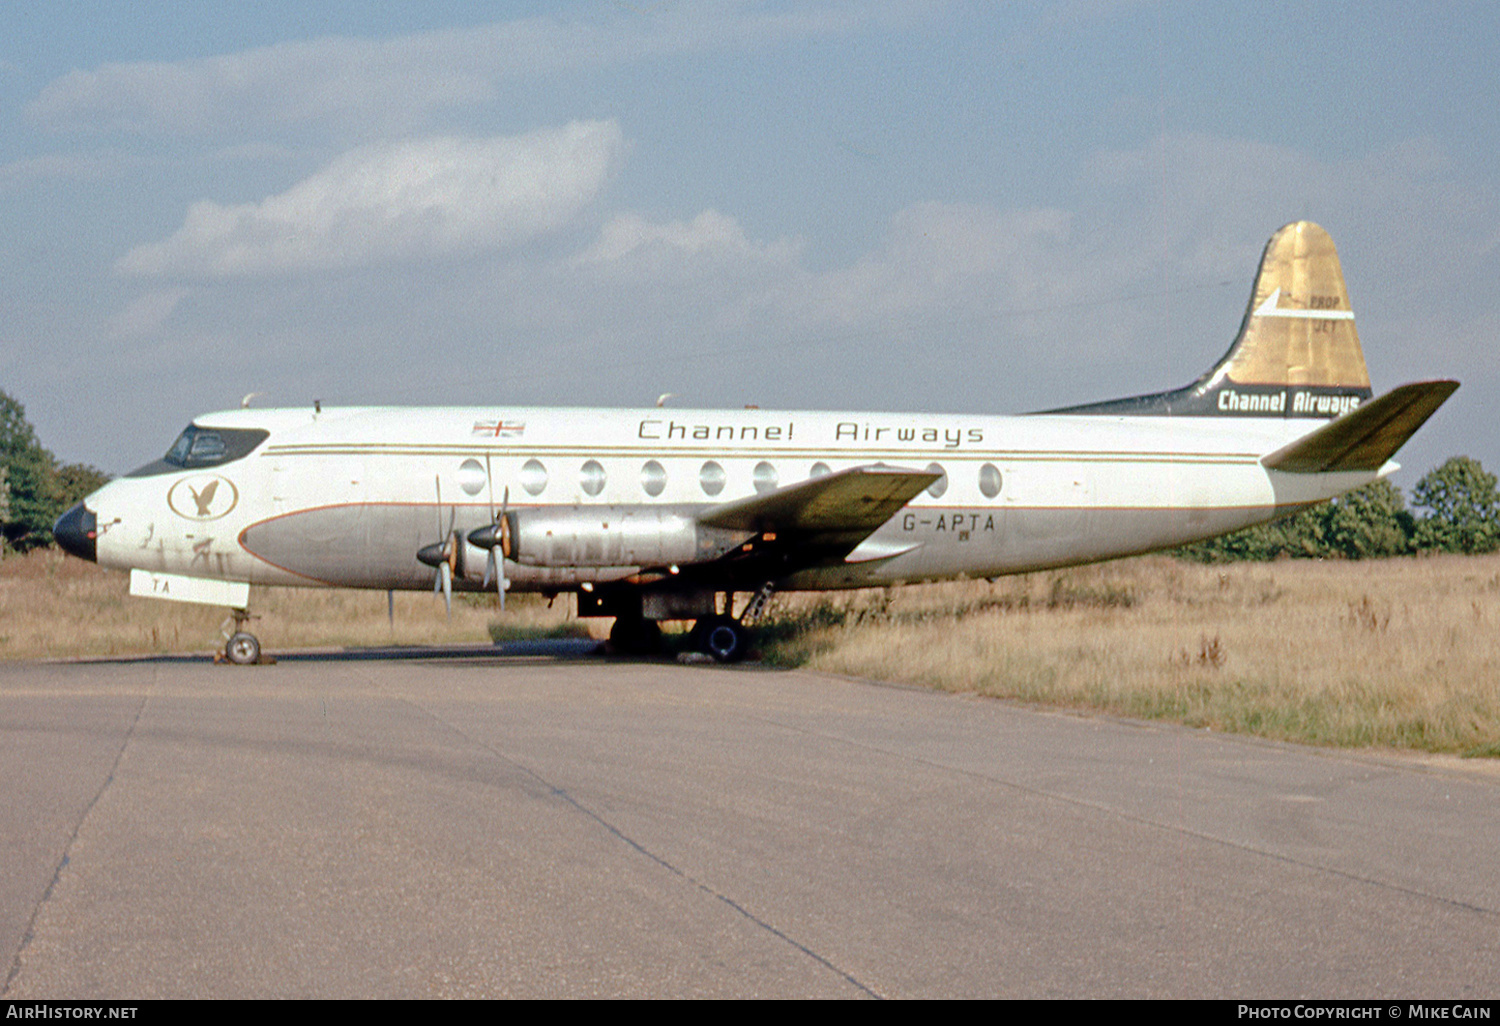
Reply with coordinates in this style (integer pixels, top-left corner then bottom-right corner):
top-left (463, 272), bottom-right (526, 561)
top-left (1, 647), bottom-right (1496, 998)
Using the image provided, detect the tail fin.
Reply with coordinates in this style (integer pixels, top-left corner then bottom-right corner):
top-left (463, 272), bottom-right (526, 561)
top-left (1045, 221), bottom-right (1375, 418)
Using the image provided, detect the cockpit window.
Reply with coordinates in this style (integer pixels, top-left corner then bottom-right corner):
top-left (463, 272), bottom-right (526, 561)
top-left (164, 431), bottom-right (193, 466)
top-left (188, 430), bottom-right (227, 462)
top-left (165, 426), bottom-right (229, 465)
top-left (164, 426), bottom-right (232, 467)
top-left (127, 424), bottom-right (270, 477)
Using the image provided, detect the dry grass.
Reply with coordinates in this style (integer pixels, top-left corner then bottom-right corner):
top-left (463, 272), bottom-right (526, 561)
top-left (757, 555), bottom-right (1500, 758)
top-left (4, 547), bottom-right (1497, 757)
top-left (0, 548), bottom-right (587, 660)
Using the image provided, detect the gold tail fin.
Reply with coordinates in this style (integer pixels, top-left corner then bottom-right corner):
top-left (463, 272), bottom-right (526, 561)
top-left (1215, 220), bottom-right (1371, 392)
top-left (1043, 221), bottom-right (1375, 418)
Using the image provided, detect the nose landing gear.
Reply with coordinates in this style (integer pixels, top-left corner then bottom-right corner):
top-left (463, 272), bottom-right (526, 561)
top-left (225, 630), bottom-right (261, 665)
top-left (219, 607), bottom-right (269, 665)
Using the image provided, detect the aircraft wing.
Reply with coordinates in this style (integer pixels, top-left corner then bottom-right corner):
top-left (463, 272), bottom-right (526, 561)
top-left (698, 464), bottom-right (940, 549)
top-left (1261, 380), bottom-right (1459, 473)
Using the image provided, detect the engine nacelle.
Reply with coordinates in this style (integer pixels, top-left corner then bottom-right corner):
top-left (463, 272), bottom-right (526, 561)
top-left (478, 506), bottom-right (749, 569)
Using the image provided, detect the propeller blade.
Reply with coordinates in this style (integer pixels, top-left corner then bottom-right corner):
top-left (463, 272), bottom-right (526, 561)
top-left (498, 485), bottom-right (509, 612)
top-left (465, 481), bottom-right (512, 611)
top-left (485, 453), bottom-right (496, 522)
top-left (423, 475), bottom-right (460, 616)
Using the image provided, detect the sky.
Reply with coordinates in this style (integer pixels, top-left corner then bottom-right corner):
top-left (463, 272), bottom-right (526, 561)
top-left (2, 1), bottom-right (1497, 490)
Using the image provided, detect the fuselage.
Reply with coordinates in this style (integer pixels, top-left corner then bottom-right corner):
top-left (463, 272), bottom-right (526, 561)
top-left (79, 403), bottom-right (1378, 593)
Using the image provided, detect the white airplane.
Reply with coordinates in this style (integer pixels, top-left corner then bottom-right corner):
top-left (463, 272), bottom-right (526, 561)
top-left (55, 222), bottom-right (1456, 663)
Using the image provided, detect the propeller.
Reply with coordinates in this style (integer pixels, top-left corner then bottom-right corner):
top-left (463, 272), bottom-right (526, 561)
top-left (468, 455), bottom-right (511, 612)
top-left (481, 491), bottom-right (511, 611)
top-left (416, 475), bottom-right (458, 617)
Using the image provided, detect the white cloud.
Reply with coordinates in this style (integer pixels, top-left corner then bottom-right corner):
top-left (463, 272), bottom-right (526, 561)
top-left (574, 209), bottom-right (801, 269)
top-left (570, 201), bottom-right (1089, 337)
top-left (807, 202), bottom-right (1076, 325)
top-left (117, 121), bottom-right (624, 278)
top-left (108, 288), bottom-right (189, 339)
top-left (0, 150), bottom-right (153, 189)
top-left (28, 6), bottom-right (897, 136)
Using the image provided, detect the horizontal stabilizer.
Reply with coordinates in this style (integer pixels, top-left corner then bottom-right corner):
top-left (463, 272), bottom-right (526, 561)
top-left (1260, 380), bottom-right (1459, 473)
top-left (699, 465), bottom-right (939, 536)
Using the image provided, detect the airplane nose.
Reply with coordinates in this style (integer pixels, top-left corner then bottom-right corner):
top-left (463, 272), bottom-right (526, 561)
top-left (54, 502), bottom-right (98, 562)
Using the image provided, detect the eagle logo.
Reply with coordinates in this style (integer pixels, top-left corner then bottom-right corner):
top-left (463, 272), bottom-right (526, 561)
top-left (190, 480), bottom-right (218, 516)
top-left (167, 475), bottom-right (239, 521)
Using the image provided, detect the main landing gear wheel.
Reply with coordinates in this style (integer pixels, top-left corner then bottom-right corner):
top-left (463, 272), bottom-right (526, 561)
top-left (608, 616), bottom-right (663, 656)
top-left (225, 631), bottom-right (261, 666)
top-left (694, 615), bottom-right (748, 664)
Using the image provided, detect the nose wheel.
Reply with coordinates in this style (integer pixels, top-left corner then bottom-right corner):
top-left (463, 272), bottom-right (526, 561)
top-left (220, 608), bottom-right (267, 665)
top-left (225, 631), bottom-right (261, 665)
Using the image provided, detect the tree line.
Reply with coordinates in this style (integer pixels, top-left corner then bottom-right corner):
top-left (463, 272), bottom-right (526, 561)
top-left (3, 385), bottom-right (1497, 560)
top-left (1, 389), bottom-right (110, 552)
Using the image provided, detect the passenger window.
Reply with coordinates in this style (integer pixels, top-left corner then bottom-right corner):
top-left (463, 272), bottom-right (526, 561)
top-left (753, 461), bottom-right (778, 494)
top-left (520, 459), bottom-right (548, 496)
top-left (925, 462), bottom-right (947, 499)
top-left (457, 458), bottom-right (486, 496)
top-left (979, 463), bottom-right (1002, 499)
top-left (641, 460), bottom-right (667, 497)
top-left (581, 460), bottom-right (606, 497)
top-left (700, 461), bottom-right (726, 497)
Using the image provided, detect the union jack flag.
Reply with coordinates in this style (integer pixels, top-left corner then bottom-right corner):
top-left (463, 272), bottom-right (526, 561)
top-left (472, 418), bottom-right (526, 438)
